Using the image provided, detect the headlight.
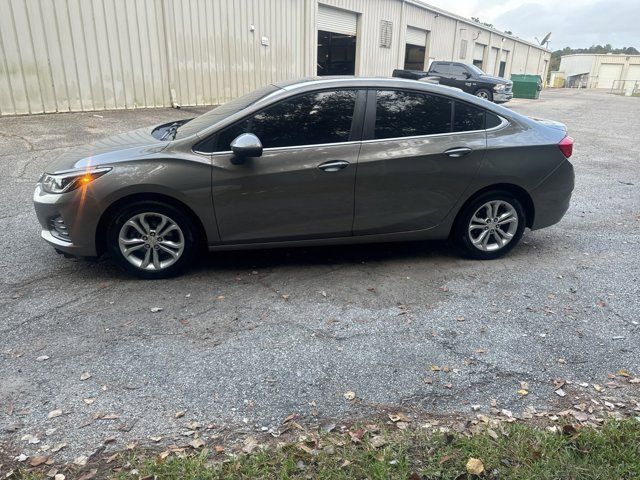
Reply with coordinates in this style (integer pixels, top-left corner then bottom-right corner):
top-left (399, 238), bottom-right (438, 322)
top-left (493, 84), bottom-right (506, 91)
top-left (40, 167), bottom-right (111, 194)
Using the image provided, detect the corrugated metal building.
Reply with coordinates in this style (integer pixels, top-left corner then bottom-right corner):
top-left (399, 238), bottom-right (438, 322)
top-left (558, 54), bottom-right (640, 89)
top-left (0, 0), bottom-right (550, 116)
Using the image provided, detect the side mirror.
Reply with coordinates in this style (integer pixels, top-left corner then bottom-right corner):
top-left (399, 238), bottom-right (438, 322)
top-left (230, 133), bottom-right (263, 160)
top-left (464, 71), bottom-right (472, 79)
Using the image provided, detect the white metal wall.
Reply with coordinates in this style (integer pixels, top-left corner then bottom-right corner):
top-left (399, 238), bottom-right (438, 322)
top-left (0, 0), bottom-right (550, 116)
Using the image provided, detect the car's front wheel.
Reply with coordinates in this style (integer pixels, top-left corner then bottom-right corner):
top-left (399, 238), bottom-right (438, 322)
top-left (475, 88), bottom-right (493, 101)
top-left (107, 201), bottom-right (198, 279)
top-left (452, 191), bottom-right (526, 260)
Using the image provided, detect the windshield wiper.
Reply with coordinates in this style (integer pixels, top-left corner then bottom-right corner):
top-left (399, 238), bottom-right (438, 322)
top-left (160, 122), bottom-right (181, 141)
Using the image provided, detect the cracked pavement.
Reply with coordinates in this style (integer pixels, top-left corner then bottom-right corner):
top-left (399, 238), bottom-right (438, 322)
top-left (1, 90), bottom-right (639, 461)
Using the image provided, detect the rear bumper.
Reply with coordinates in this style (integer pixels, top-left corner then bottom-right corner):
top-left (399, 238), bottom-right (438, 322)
top-left (530, 159), bottom-right (575, 230)
top-left (33, 184), bottom-right (99, 256)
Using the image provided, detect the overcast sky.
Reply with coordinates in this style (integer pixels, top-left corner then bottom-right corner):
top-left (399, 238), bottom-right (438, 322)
top-left (421, 0), bottom-right (640, 50)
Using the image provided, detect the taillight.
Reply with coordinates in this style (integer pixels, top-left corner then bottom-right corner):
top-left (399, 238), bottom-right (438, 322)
top-left (558, 136), bottom-right (574, 158)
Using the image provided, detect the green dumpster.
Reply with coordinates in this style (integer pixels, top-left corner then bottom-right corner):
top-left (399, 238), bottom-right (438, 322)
top-left (511, 74), bottom-right (542, 99)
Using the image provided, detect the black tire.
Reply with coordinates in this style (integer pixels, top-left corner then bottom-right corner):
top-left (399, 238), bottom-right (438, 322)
top-left (106, 200), bottom-right (198, 279)
top-left (475, 88), bottom-right (493, 101)
top-left (452, 191), bottom-right (526, 260)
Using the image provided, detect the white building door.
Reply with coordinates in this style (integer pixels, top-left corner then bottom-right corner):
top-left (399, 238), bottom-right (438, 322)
top-left (487, 47), bottom-right (500, 75)
top-left (596, 64), bottom-right (623, 89)
top-left (473, 43), bottom-right (485, 69)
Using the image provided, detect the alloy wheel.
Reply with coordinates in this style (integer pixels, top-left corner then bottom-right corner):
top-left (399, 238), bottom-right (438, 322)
top-left (118, 212), bottom-right (185, 271)
top-left (476, 91), bottom-right (489, 99)
top-left (468, 200), bottom-right (519, 252)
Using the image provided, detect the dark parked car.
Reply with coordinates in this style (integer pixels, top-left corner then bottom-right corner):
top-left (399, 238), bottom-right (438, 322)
top-left (394, 61), bottom-right (513, 102)
top-left (34, 77), bottom-right (574, 278)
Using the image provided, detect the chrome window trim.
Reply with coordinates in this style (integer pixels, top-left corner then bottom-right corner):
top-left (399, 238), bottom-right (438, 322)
top-left (207, 140), bottom-right (362, 157)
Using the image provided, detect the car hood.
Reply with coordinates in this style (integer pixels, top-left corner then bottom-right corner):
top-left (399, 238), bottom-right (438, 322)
top-left (478, 75), bottom-right (512, 85)
top-left (45, 125), bottom-right (167, 173)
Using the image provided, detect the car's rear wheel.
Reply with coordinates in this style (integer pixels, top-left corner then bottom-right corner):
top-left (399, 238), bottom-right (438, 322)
top-left (475, 88), bottom-right (493, 101)
top-left (107, 201), bottom-right (198, 279)
top-left (452, 191), bottom-right (526, 260)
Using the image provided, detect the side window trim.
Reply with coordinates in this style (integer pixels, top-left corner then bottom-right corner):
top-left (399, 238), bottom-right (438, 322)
top-left (193, 88), bottom-right (365, 155)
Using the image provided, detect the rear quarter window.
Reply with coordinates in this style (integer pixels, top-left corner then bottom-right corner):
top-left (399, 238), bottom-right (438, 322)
top-left (453, 102), bottom-right (485, 132)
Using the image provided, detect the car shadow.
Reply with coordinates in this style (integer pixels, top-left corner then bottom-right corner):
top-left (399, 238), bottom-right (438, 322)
top-left (192, 239), bottom-right (457, 273)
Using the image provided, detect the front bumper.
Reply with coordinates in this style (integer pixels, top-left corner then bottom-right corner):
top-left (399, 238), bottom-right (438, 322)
top-left (33, 184), bottom-right (100, 256)
top-left (493, 91), bottom-right (513, 103)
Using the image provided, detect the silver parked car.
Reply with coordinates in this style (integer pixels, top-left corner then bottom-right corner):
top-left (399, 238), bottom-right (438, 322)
top-left (34, 77), bottom-right (575, 278)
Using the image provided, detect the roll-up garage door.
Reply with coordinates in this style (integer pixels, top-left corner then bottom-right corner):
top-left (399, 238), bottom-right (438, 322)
top-left (318, 4), bottom-right (357, 35)
top-left (625, 64), bottom-right (640, 81)
top-left (596, 64), bottom-right (623, 89)
top-left (474, 43), bottom-right (486, 61)
top-left (406, 26), bottom-right (427, 46)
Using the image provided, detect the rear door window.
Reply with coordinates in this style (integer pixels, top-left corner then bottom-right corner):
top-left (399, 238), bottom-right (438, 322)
top-left (374, 90), bottom-right (453, 139)
top-left (449, 65), bottom-right (470, 79)
top-left (214, 90), bottom-right (357, 151)
top-left (429, 63), bottom-right (450, 75)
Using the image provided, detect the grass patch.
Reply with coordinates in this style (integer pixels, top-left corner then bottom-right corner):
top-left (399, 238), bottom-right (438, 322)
top-left (123, 420), bottom-right (639, 480)
top-left (7, 419), bottom-right (640, 479)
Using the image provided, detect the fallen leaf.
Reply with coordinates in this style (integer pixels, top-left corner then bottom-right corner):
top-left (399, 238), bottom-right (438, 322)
top-left (54, 475), bottom-right (66, 480)
top-left (555, 388), bottom-right (567, 397)
top-left (430, 365), bottom-right (441, 371)
top-left (370, 435), bottom-right (386, 448)
top-left (343, 391), bottom-right (356, 401)
top-left (242, 436), bottom-right (259, 453)
top-left (189, 438), bottom-right (206, 449)
top-left (51, 443), bottom-right (67, 453)
top-left (175, 410), bottom-right (186, 418)
top-left (572, 411), bottom-right (589, 422)
top-left (29, 456), bottom-right (49, 467)
top-left (150, 436), bottom-right (162, 442)
top-left (77, 469), bottom-right (97, 480)
top-left (73, 455), bottom-right (88, 466)
top-left (150, 307), bottom-right (163, 313)
top-left (214, 445), bottom-right (225, 453)
top-left (388, 412), bottom-right (409, 423)
top-left (629, 378), bottom-right (640, 384)
top-left (36, 355), bottom-right (50, 362)
top-left (80, 372), bottom-right (91, 381)
top-left (617, 369), bottom-right (630, 377)
top-left (281, 294), bottom-right (290, 301)
top-left (48, 409), bottom-right (63, 419)
top-left (466, 457), bottom-right (485, 475)
top-left (348, 428), bottom-right (366, 443)
top-left (83, 398), bottom-right (95, 405)
top-left (22, 434), bottom-right (40, 444)
top-left (517, 389), bottom-right (529, 396)
top-left (439, 454), bottom-right (452, 464)
top-left (486, 428), bottom-right (499, 440)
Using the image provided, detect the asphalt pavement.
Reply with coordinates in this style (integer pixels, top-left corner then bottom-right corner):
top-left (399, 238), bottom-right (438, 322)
top-left (0, 89), bottom-right (638, 462)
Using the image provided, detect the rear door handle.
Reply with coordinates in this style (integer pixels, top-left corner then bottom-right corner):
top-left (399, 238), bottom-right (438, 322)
top-left (444, 147), bottom-right (473, 158)
top-left (318, 160), bottom-right (350, 172)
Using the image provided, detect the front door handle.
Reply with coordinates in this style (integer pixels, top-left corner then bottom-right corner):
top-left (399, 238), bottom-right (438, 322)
top-left (318, 160), bottom-right (350, 172)
top-left (444, 147), bottom-right (472, 158)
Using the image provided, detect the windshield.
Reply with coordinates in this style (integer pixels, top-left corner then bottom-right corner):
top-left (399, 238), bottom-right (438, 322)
top-left (175, 84), bottom-right (281, 139)
top-left (467, 64), bottom-right (486, 76)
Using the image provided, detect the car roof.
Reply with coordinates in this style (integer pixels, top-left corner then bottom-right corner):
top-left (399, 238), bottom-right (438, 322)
top-left (270, 76), bottom-right (494, 108)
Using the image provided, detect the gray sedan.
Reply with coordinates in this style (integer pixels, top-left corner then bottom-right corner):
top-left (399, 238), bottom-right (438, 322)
top-left (34, 78), bottom-right (575, 278)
